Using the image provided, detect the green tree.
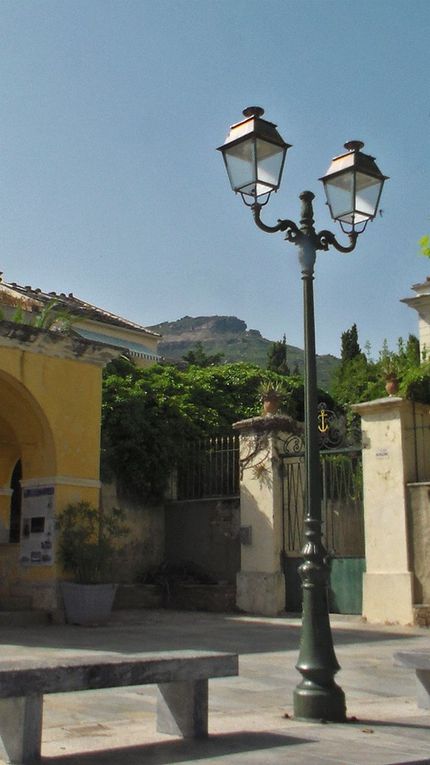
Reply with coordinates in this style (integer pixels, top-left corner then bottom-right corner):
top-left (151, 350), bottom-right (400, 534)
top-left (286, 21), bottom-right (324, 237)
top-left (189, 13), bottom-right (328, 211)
top-left (330, 353), bottom-right (381, 406)
top-left (381, 335), bottom-right (425, 400)
top-left (101, 359), bottom-right (323, 501)
top-left (267, 334), bottom-right (290, 375)
top-left (331, 324), bottom-right (380, 406)
top-left (340, 324), bottom-right (361, 362)
top-left (331, 330), bottom-right (423, 408)
top-left (401, 334), bottom-right (420, 366)
top-left (182, 342), bottom-right (224, 367)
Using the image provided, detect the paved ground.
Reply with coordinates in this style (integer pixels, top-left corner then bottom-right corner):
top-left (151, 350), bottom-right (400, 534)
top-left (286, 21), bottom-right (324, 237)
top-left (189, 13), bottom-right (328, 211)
top-left (0, 609), bottom-right (429, 764)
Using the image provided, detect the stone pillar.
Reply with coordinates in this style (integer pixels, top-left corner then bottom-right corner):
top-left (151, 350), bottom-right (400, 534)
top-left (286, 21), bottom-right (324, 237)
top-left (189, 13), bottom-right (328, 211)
top-left (351, 397), bottom-right (430, 624)
top-left (233, 415), bottom-right (301, 616)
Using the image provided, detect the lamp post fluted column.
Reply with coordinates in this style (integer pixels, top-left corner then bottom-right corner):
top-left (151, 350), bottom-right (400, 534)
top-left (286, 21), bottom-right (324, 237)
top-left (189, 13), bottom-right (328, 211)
top-left (293, 192), bottom-right (346, 721)
top-left (253, 190), bottom-right (348, 720)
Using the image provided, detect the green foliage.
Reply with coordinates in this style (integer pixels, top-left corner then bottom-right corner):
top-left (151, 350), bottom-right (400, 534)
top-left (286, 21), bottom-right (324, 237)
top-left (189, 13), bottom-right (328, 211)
top-left (12, 306), bottom-right (25, 324)
top-left (340, 324), bottom-right (361, 362)
top-left (56, 502), bottom-right (129, 584)
top-left (331, 324), bottom-right (379, 405)
top-left (331, 328), bottom-right (424, 407)
top-left (102, 360), bottom-right (198, 500)
top-left (258, 376), bottom-right (286, 397)
top-left (400, 334), bottom-right (421, 366)
top-left (330, 352), bottom-right (382, 406)
top-left (32, 299), bottom-right (74, 331)
top-left (379, 335), bottom-right (421, 379)
top-left (378, 339), bottom-right (400, 378)
top-left (397, 335), bottom-right (430, 402)
top-left (267, 334), bottom-right (290, 375)
top-left (182, 341), bottom-right (224, 367)
top-left (419, 235), bottom-right (430, 258)
top-left (101, 359), bottom-right (317, 501)
top-left (6, 299), bottom-right (74, 332)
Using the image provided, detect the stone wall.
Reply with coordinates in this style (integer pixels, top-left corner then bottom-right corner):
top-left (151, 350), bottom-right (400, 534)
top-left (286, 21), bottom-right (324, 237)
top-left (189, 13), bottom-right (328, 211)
top-left (164, 497), bottom-right (240, 584)
top-left (101, 482), bottom-right (165, 583)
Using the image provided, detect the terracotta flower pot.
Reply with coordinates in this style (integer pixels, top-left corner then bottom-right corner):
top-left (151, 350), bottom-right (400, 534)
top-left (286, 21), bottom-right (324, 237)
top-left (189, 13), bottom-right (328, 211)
top-left (262, 394), bottom-right (281, 415)
top-left (385, 376), bottom-right (399, 396)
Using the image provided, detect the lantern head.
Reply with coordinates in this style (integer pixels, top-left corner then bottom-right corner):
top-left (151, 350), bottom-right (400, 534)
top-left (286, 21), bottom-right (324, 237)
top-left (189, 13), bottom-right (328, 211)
top-left (217, 107), bottom-right (290, 205)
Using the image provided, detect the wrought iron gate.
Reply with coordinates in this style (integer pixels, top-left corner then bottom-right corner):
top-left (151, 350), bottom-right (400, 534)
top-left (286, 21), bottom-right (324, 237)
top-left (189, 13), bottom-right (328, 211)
top-left (281, 406), bottom-right (364, 614)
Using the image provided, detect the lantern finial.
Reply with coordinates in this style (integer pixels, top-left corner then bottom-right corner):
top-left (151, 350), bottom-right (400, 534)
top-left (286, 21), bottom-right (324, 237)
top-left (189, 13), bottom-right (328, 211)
top-left (344, 140), bottom-right (364, 152)
top-left (242, 106), bottom-right (265, 118)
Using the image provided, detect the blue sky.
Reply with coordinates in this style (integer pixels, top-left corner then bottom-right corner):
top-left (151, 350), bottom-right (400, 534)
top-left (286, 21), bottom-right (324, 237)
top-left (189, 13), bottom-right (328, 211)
top-left (1, 0), bottom-right (429, 360)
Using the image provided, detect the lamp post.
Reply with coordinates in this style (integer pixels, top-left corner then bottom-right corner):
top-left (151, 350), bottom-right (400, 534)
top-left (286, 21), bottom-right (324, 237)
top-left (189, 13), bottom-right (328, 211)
top-left (218, 107), bottom-right (387, 722)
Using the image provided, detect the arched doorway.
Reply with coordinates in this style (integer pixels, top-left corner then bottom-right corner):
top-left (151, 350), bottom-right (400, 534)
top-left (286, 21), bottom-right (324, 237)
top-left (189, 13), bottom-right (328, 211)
top-left (9, 459), bottom-right (22, 544)
top-left (0, 371), bottom-right (57, 606)
top-left (0, 334), bottom-right (105, 611)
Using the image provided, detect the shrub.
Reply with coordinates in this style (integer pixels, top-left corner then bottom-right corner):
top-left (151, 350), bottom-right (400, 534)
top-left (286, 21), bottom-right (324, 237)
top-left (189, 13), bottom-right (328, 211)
top-left (56, 502), bottom-right (128, 584)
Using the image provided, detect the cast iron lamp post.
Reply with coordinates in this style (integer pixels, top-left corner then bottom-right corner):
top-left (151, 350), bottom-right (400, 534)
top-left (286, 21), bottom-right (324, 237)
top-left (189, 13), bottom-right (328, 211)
top-left (217, 107), bottom-right (387, 722)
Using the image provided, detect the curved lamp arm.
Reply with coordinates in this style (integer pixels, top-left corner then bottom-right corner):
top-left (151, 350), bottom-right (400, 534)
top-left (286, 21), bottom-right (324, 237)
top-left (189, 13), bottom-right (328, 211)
top-left (251, 203), bottom-right (300, 238)
top-left (252, 203), bottom-right (359, 254)
top-left (317, 229), bottom-right (359, 253)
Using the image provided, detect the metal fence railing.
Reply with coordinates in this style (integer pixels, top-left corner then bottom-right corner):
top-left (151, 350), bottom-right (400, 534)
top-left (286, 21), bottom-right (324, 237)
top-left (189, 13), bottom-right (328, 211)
top-left (177, 434), bottom-right (240, 500)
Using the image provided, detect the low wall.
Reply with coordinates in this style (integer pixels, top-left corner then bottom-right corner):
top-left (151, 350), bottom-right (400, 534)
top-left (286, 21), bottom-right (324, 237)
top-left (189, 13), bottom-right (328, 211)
top-left (101, 482), bottom-right (165, 583)
top-left (113, 582), bottom-right (236, 613)
top-left (164, 497), bottom-right (240, 584)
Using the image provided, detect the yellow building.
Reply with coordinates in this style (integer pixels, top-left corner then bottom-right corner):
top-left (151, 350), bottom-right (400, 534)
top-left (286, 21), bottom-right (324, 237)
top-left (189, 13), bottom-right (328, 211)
top-left (0, 280), bottom-right (160, 368)
top-left (0, 279), bottom-right (160, 612)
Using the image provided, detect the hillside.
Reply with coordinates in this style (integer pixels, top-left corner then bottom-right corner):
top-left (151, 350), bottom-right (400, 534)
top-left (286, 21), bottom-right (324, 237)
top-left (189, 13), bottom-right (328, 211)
top-left (148, 315), bottom-right (339, 391)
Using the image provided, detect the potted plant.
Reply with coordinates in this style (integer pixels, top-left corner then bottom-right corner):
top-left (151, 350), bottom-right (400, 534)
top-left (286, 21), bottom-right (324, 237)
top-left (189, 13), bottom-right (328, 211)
top-left (56, 501), bottom-right (128, 625)
top-left (258, 379), bottom-right (285, 415)
top-left (379, 351), bottom-right (400, 396)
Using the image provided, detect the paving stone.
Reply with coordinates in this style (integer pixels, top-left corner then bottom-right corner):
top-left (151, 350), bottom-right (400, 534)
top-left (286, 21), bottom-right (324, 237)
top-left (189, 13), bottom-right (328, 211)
top-left (0, 610), bottom-right (429, 765)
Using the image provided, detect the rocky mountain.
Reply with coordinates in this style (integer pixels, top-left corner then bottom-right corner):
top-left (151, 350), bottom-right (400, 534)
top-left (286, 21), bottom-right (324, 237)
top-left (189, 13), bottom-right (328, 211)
top-left (148, 315), bottom-right (339, 391)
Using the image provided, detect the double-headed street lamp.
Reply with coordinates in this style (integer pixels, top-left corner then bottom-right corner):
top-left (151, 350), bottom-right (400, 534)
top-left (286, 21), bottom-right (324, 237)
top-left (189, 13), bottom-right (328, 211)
top-left (218, 107), bottom-right (387, 723)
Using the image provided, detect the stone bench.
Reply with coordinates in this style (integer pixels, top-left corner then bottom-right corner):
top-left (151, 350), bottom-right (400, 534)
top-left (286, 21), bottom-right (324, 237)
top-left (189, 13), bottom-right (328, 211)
top-left (0, 649), bottom-right (238, 764)
top-left (393, 651), bottom-right (430, 709)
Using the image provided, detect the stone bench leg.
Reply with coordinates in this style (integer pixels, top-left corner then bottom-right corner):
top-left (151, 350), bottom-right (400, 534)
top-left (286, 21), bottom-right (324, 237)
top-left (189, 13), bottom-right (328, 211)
top-left (0, 695), bottom-right (43, 764)
top-left (156, 679), bottom-right (208, 738)
top-left (416, 670), bottom-right (430, 709)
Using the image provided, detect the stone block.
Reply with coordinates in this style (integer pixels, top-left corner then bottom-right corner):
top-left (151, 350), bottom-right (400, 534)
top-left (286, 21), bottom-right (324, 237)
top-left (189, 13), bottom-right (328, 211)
top-left (157, 679), bottom-right (208, 738)
top-left (236, 571), bottom-right (285, 616)
top-left (0, 695), bottom-right (42, 764)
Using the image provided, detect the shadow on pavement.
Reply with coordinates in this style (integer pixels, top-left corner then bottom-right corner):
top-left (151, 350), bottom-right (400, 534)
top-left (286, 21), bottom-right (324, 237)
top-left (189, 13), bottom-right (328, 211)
top-left (44, 730), bottom-right (313, 765)
top-left (349, 717), bottom-right (430, 732)
top-left (384, 761), bottom-right (430, 765)
top-left (0, 612), bottom-right (424, 656)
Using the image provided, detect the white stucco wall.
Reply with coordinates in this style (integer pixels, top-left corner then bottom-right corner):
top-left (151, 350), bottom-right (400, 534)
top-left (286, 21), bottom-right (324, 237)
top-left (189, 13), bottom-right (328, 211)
top-left (351, 397), bottom-right (430, 624)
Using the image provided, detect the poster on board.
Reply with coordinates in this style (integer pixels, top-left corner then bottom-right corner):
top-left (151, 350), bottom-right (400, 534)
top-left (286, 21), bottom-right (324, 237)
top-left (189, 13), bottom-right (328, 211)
top-left (19, 485), bottom-right (55, 567)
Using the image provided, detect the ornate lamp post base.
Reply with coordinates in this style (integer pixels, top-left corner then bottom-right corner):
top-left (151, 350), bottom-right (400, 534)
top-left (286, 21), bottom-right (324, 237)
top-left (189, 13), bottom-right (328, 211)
top-left (294, 684), bottom-right (346, 723)
top-left (293, 565), bottom-right (346, 721)
top-left (293, 524), bottom-right (347, 722)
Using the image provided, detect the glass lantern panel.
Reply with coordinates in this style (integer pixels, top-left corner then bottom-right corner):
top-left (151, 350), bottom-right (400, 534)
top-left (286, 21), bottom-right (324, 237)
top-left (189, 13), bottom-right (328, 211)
top-left (223, 139), bottom-right (256, 195)
top-left (354, 172), bottom-right (382, 220)
top-left (324, 172), bottom-right (354, 220)
top-left (255, 138), bottom-right (285, 196)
